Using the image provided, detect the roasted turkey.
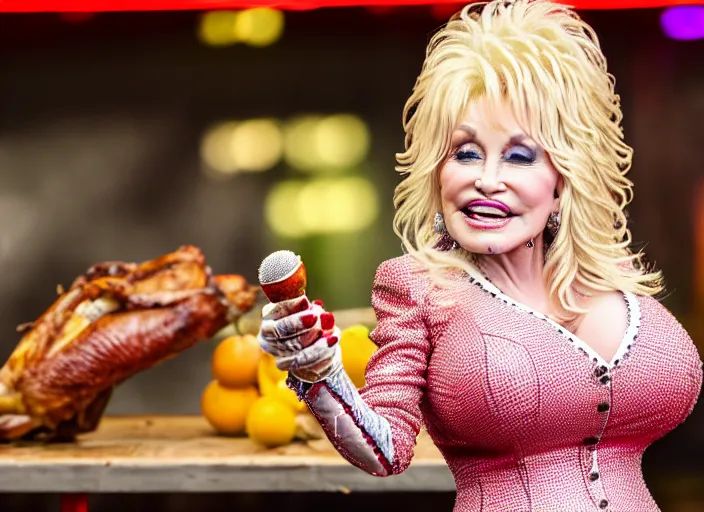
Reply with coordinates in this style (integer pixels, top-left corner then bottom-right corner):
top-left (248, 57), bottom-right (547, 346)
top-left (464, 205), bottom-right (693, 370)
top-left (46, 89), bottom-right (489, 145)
top-left (0, 245), bottom-right (260, 441)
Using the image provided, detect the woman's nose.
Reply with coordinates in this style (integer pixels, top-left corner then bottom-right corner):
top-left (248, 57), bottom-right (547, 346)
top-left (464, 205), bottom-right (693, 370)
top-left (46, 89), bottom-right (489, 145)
top-left (476, 161), bottom-right (503, 194)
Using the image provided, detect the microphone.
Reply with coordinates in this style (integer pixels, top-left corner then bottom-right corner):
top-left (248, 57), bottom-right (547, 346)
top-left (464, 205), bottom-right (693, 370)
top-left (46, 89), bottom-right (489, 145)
top-left (258, 250), bottom-right (307, 303)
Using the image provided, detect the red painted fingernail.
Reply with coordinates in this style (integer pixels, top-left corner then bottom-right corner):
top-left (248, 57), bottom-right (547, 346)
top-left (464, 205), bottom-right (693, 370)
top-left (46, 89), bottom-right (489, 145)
top-left (300, 314), bottom-right (317, 329)
top-left (294, 297), bottom-right (311, 313)
top-left (313, 299), bottom-right (324, 307)
top-left (320, 312), bottom-right (335, 330)
top-left (326, 336), bottom-right (338, 347)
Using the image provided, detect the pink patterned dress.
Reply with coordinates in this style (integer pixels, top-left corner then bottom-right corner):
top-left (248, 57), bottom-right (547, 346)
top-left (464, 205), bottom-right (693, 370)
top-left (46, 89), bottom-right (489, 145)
top-left (287, 255), bottom-right (702, 511)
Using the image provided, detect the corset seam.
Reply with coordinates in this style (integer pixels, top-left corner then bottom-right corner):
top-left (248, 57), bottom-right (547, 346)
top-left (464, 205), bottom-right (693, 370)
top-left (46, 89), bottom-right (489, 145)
top-left (481, 337), bottom-right (536, 509)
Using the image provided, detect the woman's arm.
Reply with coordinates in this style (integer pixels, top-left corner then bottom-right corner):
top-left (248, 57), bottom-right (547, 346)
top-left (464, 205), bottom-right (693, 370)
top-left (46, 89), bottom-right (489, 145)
top-left (286, 257), bottom-right (432, 476)
top-left (287, 368), bottom-right (396, 476)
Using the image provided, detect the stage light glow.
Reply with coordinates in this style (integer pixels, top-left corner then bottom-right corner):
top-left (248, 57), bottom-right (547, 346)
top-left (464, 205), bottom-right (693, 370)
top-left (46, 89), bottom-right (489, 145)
top-left (315, 114), bottom-right (370, 169)
top-left (234, 8), bottom-right (285, 47)
top-left (229, 118), bottom-right (283, 172)
top-left (431, 4), bottom-right (460, 21)
top-left (694, 181), bottom-right (704, 309)
top-left (198, 8), bottom-right (284, 47)
top-left (283, 114), bottom-right (371, 173)
top-left (265, 177), bottom-right (379, 238)
top-left (4, 1), bottom-right (702, 13)
top-left (265, 181), bottom-right (308, 238)
top-left (297, 177), bottom-right (378, 233)
top-left (198, 11), bottom-right (239, 47)
top-left (201, 119), bottom-right (283, 177)
top-left (283, 115), bottom-right (325, 171)
top-left (59, 12), bottom-right (95, 23)
top-left (661, 6), bottom-right (704, 40)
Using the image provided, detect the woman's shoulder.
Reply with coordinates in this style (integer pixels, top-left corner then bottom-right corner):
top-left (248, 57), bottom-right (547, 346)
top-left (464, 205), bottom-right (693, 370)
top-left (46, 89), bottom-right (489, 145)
top-left (375, 254), bottom-right (425, 277)
top-left (372, 254), bottom-right (432, 301)
top-left (374, 254), bottom-right (467, 282)
top-left (373, 254), bottom-right (477, 314)
top-left (633, 292), bottom-right (683, 324)
top-left (631, 293), bottom-right (699, 348)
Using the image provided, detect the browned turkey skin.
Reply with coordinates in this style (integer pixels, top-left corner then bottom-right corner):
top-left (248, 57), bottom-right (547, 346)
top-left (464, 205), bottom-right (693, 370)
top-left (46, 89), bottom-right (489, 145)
top-left (0, 245), bottom-right (258, 441)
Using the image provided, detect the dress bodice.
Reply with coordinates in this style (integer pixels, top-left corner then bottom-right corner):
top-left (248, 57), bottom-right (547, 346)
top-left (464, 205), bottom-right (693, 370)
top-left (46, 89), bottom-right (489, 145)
top-left (362, 256), bottom-right (702, 511)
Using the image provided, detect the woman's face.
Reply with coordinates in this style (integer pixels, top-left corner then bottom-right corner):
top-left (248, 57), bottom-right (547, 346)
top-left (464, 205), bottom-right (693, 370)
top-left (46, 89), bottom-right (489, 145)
top-left (439, 98), bottom-right (561, 255)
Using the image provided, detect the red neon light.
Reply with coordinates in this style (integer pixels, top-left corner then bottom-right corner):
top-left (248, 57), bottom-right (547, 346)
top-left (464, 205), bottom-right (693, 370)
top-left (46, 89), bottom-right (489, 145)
top-left (60, 494), bottom-right (89, 512)
top-left (0, 0), bottom-right (701, 13)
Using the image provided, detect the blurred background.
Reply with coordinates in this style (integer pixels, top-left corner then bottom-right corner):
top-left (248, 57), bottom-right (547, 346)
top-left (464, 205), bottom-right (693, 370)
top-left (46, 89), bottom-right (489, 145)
top-left (0, 2), bottom-right (702, 511)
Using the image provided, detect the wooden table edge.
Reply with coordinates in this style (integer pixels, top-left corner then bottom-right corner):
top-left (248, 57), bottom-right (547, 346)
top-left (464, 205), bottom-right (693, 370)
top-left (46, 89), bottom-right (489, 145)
top-left (0, 415), bottom-right (455, 493)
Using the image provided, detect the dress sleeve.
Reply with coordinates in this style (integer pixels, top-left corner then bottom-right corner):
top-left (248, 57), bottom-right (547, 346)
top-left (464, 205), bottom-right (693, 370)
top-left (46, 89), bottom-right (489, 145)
top-left (286, 256), bottom-right (432, 476)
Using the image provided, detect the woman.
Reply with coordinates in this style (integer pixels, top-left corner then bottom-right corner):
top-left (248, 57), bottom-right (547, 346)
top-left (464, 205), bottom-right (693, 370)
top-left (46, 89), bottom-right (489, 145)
top-left (257, 1), bottom-right (702, 510)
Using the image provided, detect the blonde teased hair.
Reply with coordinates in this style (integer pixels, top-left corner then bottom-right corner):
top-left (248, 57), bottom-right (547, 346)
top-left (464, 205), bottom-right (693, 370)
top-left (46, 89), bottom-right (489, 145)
top-left (393, 0), bottom-right (663, 322)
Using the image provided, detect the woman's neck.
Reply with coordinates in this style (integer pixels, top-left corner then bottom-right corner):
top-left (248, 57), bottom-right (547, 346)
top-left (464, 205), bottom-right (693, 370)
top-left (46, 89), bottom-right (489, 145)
top-left (474, 239), bottom-right (551, 314)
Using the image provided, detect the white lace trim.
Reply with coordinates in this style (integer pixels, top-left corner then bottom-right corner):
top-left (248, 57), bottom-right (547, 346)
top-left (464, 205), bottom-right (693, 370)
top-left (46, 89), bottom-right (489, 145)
top-left (468, 274), bottom-right (641, 369)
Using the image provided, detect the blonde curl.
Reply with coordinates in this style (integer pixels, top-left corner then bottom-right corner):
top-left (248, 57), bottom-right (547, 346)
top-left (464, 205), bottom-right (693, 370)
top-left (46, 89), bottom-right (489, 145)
top-left (393, 0), bottom-right (663, 323)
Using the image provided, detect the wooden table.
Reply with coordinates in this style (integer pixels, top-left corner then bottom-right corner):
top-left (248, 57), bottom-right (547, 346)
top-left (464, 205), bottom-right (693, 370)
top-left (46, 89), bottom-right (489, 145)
top-left (0, 416), bottom-right (453, 511)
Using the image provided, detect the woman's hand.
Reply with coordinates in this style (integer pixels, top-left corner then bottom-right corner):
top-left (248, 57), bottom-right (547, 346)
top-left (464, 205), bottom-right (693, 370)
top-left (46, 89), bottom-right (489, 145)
top-left (257, 296), bottom-right (341, 382)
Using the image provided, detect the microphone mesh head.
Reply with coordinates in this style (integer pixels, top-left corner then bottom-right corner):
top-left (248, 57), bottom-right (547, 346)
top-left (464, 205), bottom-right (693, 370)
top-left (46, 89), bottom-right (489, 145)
top-left (258, 250), bottom-right (300, 285)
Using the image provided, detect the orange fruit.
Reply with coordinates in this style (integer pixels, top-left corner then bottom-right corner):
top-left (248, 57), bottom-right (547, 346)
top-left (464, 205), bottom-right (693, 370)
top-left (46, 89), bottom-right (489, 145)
top-left (339, 325), bottom-right (378, 388)
top-left (212, 334), bottom-right (262, 388)
top-left (246, 396), bottom-right (297, 448)
top-left (257, 352), bottom-right (306, 413)
top-left (201, 380), bottom-right (259, 436)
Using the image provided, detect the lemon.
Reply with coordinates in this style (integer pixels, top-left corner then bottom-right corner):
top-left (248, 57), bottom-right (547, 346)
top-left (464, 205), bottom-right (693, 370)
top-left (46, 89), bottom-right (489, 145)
top-left (201, 380), bottom-right (259, 436)
top-left (257, 352), bottom-right (306, 412)
top-left (246, 396), bottom-right (297, 448)
top-left (339, 324), bottom-right (378, 388)
top-left (212, 334), bottom-right (261, 388)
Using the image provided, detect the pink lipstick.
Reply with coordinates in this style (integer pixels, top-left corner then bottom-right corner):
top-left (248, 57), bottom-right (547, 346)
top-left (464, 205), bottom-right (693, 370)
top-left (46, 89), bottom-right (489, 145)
top-left (462, 200), bottom-right (514, 230)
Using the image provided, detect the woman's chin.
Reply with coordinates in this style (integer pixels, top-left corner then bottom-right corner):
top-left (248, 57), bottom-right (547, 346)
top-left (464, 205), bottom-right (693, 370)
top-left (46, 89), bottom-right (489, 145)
top-left (456, 232), bottom-right (527, 255)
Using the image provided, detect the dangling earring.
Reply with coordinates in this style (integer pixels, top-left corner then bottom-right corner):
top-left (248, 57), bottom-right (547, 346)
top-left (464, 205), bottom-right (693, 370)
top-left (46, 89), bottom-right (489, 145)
top-left (547, 211), bottom-right (561, 237)
top-left (526, 239), bottom-right (535, 248)
top-left (433, 212), bottom-right (459, 251)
